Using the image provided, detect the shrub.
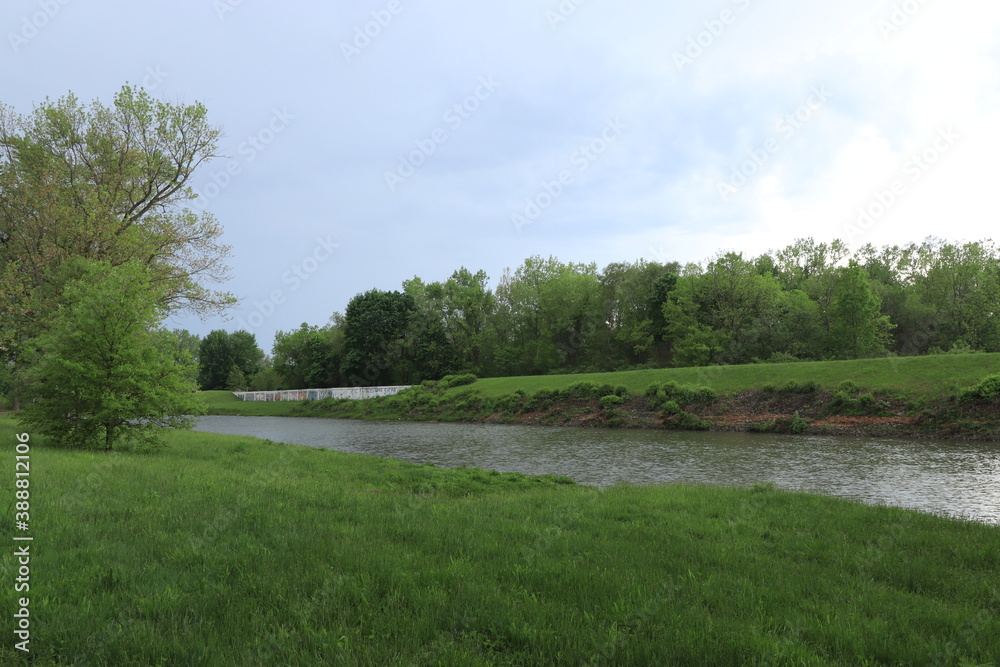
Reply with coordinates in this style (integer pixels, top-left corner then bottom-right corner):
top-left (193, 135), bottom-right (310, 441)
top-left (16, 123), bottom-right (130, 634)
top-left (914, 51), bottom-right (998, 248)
top-left (599, 394), bottom-right (626, 411)
top-left (525, 388), bottom-right (561, 412)
top-left (958, 374), bottom-right (1000, 403)
top-left (835, 380), bottom-right (860, 395)
top-left (440, 373), bottom-right (478, 389)
top-left (688, 385), bottom-right (717, 404)
top-left (566, 381), bottom-right (601, 399)
top-left (659, 400), bottom-right (681, 417)
top-left (595, 383), bottom-right (629, 399)
top-left (782, 380), bottom-right (819, 395)
top-left (789, 411), bottom-right (808, 434)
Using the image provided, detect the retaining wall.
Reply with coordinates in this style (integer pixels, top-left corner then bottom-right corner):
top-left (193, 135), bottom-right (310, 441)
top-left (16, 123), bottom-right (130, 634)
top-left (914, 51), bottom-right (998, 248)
top-left (233, 385), bottom-right (412, 402)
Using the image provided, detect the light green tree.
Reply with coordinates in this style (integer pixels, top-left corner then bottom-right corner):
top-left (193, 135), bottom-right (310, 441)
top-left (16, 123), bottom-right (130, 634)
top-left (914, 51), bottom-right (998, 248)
top-left (18, 260), bottom-right (204, 450)
top-left (829, 261), bottom-right (894, 359)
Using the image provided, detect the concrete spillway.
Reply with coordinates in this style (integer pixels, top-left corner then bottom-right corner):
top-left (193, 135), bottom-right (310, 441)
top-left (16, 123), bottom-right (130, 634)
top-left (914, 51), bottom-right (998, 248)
top-left (233, 385), bottom-right (412, 402)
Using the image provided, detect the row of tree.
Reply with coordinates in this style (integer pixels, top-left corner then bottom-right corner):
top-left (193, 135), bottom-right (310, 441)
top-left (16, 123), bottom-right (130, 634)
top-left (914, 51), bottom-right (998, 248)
top-left (194, 237), bottom-right (1000, 391)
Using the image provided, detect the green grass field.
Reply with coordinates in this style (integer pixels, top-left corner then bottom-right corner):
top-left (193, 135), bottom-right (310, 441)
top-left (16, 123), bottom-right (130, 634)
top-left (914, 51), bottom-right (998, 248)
top-left (2, 417), bottom-right (998, 664)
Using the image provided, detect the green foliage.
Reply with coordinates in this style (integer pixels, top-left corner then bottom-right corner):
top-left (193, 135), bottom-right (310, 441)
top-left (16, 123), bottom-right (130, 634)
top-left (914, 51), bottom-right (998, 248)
top-left (645, 381), bottom-right (717, 409)
top-left (17, 260), bottom-right (204, 449)
top-left (789, 411), bottom-right (809, 434)
top-left (0, 85), bottom-right (233, 361)
top-left (565, 381), bottom-right (602, 399)
top-left (829, 261), bottom-right (895, 359)
top-left (440, 373), bottom-right (478, 389)
top-left (271, 321), bottom-right (343, 389)
top-left (662, 408), bottom-right (709, 430)
top-left (958, 374), bottom-right (1000, 404)
top-left (226, 365), bottom-right (248, 392)
top-left (198, 330), bottom-right (263, 390)
top-left (779, 380), bottom-right (820, 395)
top-left (599, 394), bottom-right (626, 410)
top-left (340, 289), bottom-right (414, 385)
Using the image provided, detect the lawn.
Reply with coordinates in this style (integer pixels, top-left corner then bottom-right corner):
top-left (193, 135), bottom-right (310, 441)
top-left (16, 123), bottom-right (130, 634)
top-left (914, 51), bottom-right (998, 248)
top-left (2, 417), bottom-right (998, 664)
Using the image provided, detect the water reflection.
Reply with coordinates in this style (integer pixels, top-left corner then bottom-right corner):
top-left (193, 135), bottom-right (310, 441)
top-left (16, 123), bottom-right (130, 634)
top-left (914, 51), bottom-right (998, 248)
top-left (192, 416), bottom-right (1000, 525)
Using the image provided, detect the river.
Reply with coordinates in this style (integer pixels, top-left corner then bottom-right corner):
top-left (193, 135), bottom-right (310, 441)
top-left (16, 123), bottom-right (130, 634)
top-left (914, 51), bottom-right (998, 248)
top-left (192, 416), bottom-right (1000, 525)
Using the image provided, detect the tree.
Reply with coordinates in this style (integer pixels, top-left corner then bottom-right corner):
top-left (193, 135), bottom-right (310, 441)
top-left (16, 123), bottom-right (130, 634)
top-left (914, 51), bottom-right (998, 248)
top-left (0, 85), bottom-right (233, 364)
top-left (17, 260), bottom-right (204, 450)
top-left (198, 329), bottom-right (263, 390)
top-left (695, 252), bottom-right (782, 362)
top-left (226, 365), bottom-right (248, 392)
top-left (340, 289), bottom-right (414, 385)
top-left (272, 320), bottom-right (344, 389)
top-left (829, 261), bottom-right (894, 359)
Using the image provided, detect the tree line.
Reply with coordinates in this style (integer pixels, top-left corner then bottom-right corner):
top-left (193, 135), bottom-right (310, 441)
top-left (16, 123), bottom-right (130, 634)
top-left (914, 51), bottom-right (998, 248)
top-left (197, 237), bottom-right (1000, 391)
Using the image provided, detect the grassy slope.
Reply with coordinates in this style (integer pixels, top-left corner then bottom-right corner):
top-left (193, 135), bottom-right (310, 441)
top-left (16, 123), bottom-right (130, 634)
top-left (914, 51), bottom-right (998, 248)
top-left (2, 418), bottom-right (998, 664)
top-left (454, 353), bottom-right (1000, 399)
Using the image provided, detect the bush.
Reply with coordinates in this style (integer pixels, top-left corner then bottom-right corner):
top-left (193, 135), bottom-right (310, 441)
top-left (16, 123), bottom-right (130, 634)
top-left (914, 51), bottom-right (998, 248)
top-left (789, 411), bottom-right (808, 434)
top-left (958, 374), bottom-right (1000, 403)
top-left (659, 400), bottom-right (681, 416)
top-left (647, 382), bottom-right (717, 407)
top-left (835, 380), bottom-right (860, 395)
top-left (599, 394), bottom-right (626, 411)
top-left (440, 373), bottom-right (477, 389)
top-left (782, 380), bottom-right (819, 395)
top-left (525, 388), bottom-right (561, 412)
top-left (595, 383), bottom-right (629, 399)
top-left (662, 409), bottom-right (708, 431)
top-left (566, 381), bottom-right (601, 399)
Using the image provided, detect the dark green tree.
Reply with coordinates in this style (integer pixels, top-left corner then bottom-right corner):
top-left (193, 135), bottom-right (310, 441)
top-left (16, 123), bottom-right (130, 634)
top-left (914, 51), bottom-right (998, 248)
top-left (198, 330), bottom-right (262, 390)
top-left (340, 289), bottom-right (414, 385)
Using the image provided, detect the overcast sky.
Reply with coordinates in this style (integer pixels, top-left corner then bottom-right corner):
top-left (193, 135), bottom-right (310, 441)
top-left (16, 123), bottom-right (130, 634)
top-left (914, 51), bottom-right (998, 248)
top-left (4, 0), bottom-right (999, 351)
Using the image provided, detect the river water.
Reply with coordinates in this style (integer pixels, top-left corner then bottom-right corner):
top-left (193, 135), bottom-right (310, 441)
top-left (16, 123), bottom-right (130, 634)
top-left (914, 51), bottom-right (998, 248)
top-left (192, 416), bottom-right (1000, 525)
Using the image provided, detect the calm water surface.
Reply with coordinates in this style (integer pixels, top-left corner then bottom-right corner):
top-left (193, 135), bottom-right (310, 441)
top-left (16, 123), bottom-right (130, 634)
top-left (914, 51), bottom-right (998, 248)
top-left (193, 416), bottom-right (1000, 525)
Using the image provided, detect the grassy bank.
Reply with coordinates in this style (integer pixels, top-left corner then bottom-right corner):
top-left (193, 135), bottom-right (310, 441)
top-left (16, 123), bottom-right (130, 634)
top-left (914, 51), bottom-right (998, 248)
top-left (1, 417), bottom-right (998, 664)
top-left (203, 353), bottom-right (1000, 439)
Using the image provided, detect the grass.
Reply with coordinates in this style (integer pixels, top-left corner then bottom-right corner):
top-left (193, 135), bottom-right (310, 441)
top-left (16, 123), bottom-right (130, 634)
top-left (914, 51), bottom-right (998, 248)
top-left (452, 353), bottom-right (1000, 400)
top-left (196, 390), bottom-right (306, 416)
top-left (2, 417), bottom-right (999, 664)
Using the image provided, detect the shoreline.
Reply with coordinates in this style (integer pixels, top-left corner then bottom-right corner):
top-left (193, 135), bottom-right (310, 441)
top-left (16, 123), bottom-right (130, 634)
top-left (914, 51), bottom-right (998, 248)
top-left (205, 385), bottom-right (1000, 442)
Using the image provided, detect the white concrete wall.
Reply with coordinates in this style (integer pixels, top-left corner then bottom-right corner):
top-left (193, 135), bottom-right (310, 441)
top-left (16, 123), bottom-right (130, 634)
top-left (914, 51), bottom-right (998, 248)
top-left (233, 385), bottom-right (412, 402)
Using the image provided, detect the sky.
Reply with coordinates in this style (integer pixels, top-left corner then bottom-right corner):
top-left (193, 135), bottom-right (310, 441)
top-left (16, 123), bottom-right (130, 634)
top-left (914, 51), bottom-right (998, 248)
top-left (4, 0), bottom-right (999, 352)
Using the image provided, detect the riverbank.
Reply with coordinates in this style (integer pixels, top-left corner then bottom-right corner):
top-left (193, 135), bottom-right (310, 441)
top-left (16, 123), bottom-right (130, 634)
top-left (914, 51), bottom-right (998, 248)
top-left (2, 417), bottom-right (997, 664)
top-left (202, 354), bottom-right (1000, 440)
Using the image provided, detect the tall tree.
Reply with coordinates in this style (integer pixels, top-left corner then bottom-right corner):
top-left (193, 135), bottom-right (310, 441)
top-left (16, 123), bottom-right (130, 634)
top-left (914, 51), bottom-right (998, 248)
top-left (18, 260), bottom-right (204, 450)
top-left (829, 261), bottom-right (894, 359)
top-left (340, 289), bottom-right (414, 385)
top-left (0, 85), bottom-right (232, 364)
top-left (198, 330), bottom-right (263, 390)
